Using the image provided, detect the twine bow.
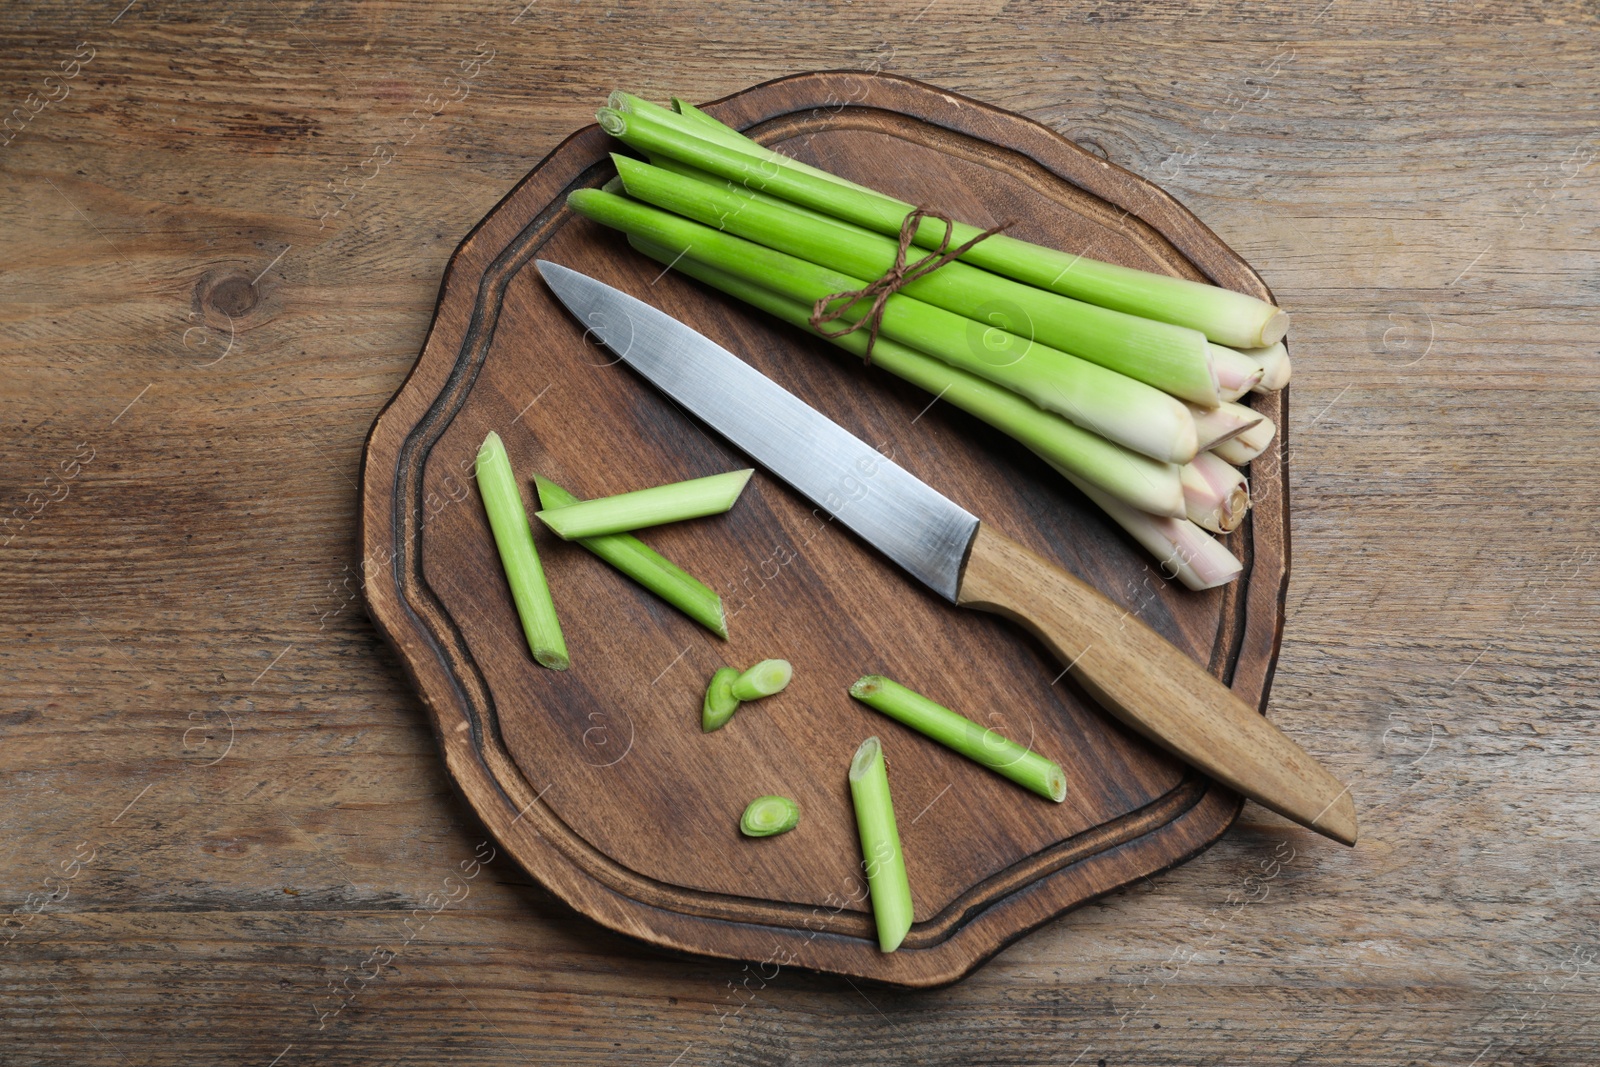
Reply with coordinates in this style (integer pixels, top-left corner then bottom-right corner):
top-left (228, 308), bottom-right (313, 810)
top-left (808, 207), bottom-right (1010, 365)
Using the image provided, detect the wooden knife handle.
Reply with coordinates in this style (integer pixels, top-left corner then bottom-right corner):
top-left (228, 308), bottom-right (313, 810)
top-left (957, 524), bottom-right (1357, 845)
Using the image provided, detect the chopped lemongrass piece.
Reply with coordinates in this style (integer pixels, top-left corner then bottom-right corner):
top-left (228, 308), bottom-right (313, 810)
top-left (475, 432), bottom-right (568, 670)
top-left (848, 737), bottom-right (913, 953)
top-left (729, 658), bottom-right (792, 701)
top-left (595, 102), bottom-right (1288, 348)
top-left (570, 189), bottom-right (1199, 464)
top-left (534, 476), bottom-right (728, 638)
top-left (849, 676), bottom-right (1067, 802)
top-left (613, 155), bottom-right (1223, 406)
top-left (1181, 453), bottom-right (1251, 534)
top-left (1245, 342), bottom-right (1292, 392)
top-left (1054, 464), bottom-right (1244, 591)
top-left (630, 235), bottom-right (1186, 518)
top-left (1208, 343), bottom-right (1266, 401)
top-left (739, 795), bottom-right (800, 837)
top-left (1211, 412), bottom-right (1278, 464)
top-left (702, 667), bottom-right (741, 731)
top-left (535, 469), bottom-right (753, 540)
top-left (1187, 399), bottom-right (1265, 451)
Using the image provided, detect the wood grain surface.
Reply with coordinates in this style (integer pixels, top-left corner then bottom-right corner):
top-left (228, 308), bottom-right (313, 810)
top-left (360, 70), bottom-right (1292, 986)
top-left (3, 0), bottom-right (1597, 1063)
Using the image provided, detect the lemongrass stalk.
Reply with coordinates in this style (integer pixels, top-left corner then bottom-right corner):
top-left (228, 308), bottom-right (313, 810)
top-left (739, 795), bottom-right (800, 837)
top-left (595, 103), bottom-right (1288, 348)
top-left (702, 667), bottom-right (741, 732)
top-left (1181, 452), bottom-right (1251, 534)
top-left (1208, 343), bottom-right (1265, 401)
top-left (849, 676), bottom-right (1066, 802)
top-left (613, 155), bottom-right (1222, 406)
top-left (848, 737), bottom-right (913, 953)
top-left (1245, 342), bottom-right (1291, 392)
top-left (630, 235), bottom-right (1185, 518)
top-left (535, 475), bottom-right (727, 638)
top-left (535, 469), bottom-right (753, 539)
top-left (669, 95), bottom-right (879, 195)
top-left (1187, 399), bottom-right (1264, 451)
top-left (1211, 412), bottom-right (1278, 464)
top-left (570, 189), bottom-right (1197, 464)
top-left (730, 658), bottom-right (792, 701)
top-left (1053, 463), bottom-right (1243, 591)
top-left (475, 432), bottom-right (568, 669)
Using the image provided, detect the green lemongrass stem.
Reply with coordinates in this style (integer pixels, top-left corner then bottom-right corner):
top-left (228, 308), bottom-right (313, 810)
top-left (535, 468), bottom-right (753, 539)
top-left (1187, 399), bottom-right (1264, 451)
top-left (1181, 452), bottom-right (1251, 534)
top-left (594, 104), bottom-right (1288, 348)
top-left (613, 154), bottom-right (1222, 406)
top-left (629, 235), bottom-right (1185, 518)
top-left (730, 658), bottom-right (792, 701)
top-left (849, 676), bottom-right (1067, 802)
top-left (1245, 342), bottom-right (1291, 392)
top-left (534, 475), bottom-right (727, 638)
top-left (475, 432), bottom-right (569, 669)
top-left (570, 189), bottom-right (1198, 464)
top-left (1208, 343), bottom-right (1265, 401)
top-left (739, 795), bottom-right (801, 837)
top-left (1053, 463), bottom-right (1243, 590)
top-left (1210, 411), bottom-right (1278, 464)
top-left (848, 737), bottom-right (913, 953)
top-left (702, 667), bottom-right (742, 732)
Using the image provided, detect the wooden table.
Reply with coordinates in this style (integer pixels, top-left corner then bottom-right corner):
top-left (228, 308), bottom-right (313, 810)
top-left (4, 2), bottom-right (1596, 1063)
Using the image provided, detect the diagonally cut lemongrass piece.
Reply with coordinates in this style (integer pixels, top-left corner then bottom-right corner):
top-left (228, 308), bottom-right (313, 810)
top-left (1181, 452), bottom-right (1251, 534)
top-left (534, 475), bottom-right (728, 638)
top-left (1245, 342), bottom-right (1291, 392)
top-left (570, 189), bottom-right (1199, 464)
top-left (1187, 399), bottom-right (1264, 451)
top-left (702, 667), bottom-right (742, 732)
top-left (535, 469), bottom-right (753, 540)
top-left (475, 432), bottom-right (568, 670)
top-left (848, 737), bottom-right (913, 953)
top-left (739, 795), bottom-right (800, 837)
top-left (1211, 411), bottom-right (1278, 464)
top-left (849, 676), bottom-right (1067, 802)
top-left (614, 154), bottom-right (1222, 406)
top-left (1208, 343), bottom-right (1265, 401)
top-left (629, 235), bottom-right (1185, 518)
top-left (1052, 463), bottom-right (1243, 591)
top-left (595, 103), bottom-right (1288, 348)
top-left (729, 658), bottom-right (792, 701)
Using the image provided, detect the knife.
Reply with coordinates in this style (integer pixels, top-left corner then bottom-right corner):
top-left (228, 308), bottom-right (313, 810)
top-left (537, 260), bottom-right (1357, 846)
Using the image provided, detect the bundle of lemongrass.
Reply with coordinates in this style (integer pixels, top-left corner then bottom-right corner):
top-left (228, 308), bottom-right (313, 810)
top-left (568, 91), bottom-right (1293, 590)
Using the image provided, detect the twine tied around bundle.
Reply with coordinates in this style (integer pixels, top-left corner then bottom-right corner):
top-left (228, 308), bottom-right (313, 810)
top-left (808, 207), bottom-right (1011, 365)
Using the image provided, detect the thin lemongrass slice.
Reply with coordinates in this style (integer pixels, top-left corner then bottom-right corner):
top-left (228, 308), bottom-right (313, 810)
top-left (535, 475), bottom-right (728, 638)
top-left (1187, 399), bottom-right (1264, 451)
top-left (1181, 453), bottom-right (1251, 534)
top-left (569, 189), bottom-right (1198, 464)
top-left (614, 154), bottom-right (1222, 406)
top-left (1245, 342), bottom-right (1291, 392)
top-left (729, 658), bottom-right (792, 701)
top-left (475, 432), bottom-right (568, 669)
top-left (594, 103), bottom-right (1288, 348)
top-left (1208, 343), bottom-right (1265, 402)
top-left (1054, 463), bottom-right (1243, 590)
top-left (848, 737), bottom-right (913, 953)
top-left (849, 676), bottom-right (1067, 802)
top-left (535, 469), bottom-right (753, 540)
top-left (628, 235), bottom-right (1186, 518)
top-left (1211, 412), bottom-right (1278, 465)
top-left (702, 667), bottom-right (742, 732)
top-left (739, 795), bottom-right (800, 837)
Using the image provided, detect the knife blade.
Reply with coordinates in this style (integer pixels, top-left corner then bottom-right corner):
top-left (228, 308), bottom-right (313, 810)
top-left (537, 260), bottom-right (1357, 846)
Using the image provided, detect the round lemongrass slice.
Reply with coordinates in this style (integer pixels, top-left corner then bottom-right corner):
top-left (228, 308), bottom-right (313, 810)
top-left (739, 795), bottom-right (800, 837)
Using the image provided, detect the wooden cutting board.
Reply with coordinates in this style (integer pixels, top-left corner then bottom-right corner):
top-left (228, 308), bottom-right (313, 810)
top-left (359, 71), bottom-right (1290, 988)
